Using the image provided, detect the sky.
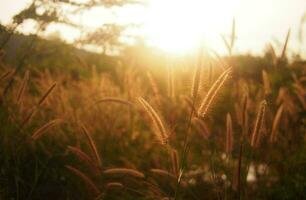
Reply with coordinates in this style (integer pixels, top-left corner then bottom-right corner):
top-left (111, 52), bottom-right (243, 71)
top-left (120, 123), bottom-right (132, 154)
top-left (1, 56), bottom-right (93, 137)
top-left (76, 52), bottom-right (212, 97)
top-left (0, 0), bottom-right (306, 56)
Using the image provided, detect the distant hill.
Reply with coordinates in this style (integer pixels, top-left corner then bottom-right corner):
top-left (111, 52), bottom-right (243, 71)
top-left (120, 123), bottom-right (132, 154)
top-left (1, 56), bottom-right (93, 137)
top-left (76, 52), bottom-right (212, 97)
top-left (1, 24), bottom-right (304, 83)
top-left (0, 26), bottom-right (118, 77)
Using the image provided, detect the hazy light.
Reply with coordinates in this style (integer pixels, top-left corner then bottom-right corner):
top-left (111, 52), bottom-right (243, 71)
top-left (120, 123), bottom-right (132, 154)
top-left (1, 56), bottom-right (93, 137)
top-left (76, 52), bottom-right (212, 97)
top-left (142, 0), bottom-right (239, 54)
top-left (0, 0), bottom-right (305, 56)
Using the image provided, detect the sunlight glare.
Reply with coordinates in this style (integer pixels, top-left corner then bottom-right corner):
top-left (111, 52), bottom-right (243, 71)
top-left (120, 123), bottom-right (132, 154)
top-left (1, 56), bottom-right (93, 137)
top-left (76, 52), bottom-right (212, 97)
top-left (143, 0), bottom-right (239, 54)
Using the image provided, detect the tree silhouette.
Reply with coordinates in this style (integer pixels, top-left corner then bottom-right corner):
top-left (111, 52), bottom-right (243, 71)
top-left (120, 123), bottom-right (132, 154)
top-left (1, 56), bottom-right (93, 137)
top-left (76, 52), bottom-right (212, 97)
top-left (12, 0), bottom-right (144, 50)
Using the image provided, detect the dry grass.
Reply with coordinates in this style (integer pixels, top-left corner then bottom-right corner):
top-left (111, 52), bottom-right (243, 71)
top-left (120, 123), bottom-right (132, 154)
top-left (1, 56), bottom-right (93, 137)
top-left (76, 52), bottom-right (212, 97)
top-left (251, 100), bottom-right (267, 147)
top-left (67, 146), bottom-right (100, 174)
top-left (138, 97), bottom-right (168, 145)
top-left (104, 168), bottom-right (145, 178)
top-left (262, 70), bottom-right (271, 96)
top-left (66, 165), bottom-right (100, 197)
top-left (270, 104), bottom-right (284, 143)
top-left (226, 113), bottom-right (233, 156)
top-left (0, 47), bottom-right (304, 200)
top-left (37, 82), bottom-right (57, 106)
top-left (81, 125), bottom-right (102, 167)
top-left (197, 67), bottom-right (232, 118)
top-left (16, 70), bottom-right (29, 104)
top-left (31, 119), bottom-right (62, 140)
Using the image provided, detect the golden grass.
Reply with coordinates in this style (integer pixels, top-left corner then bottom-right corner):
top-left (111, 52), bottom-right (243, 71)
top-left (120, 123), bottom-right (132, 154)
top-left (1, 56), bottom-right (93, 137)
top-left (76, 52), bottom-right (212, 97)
top-left (138, 97), bottom-right (168, 145)
top-left (81, 125), bottom-right (102, 167)
top-left (0, 69), bottom-right (15, 82)
top-left (281, 29), bottom-right (291, 59)
top-left (146, 71), bottom-right (161, 105)
top-left (270, 104), bottom-right (284, 143)
top-left (226, 113), bottom-right (233, 156)
top-left (167, 64), bottom-right (175, 99)
top-left (67, 146), bottom-right (94, 164)
top-left (92, 97), bottom-right (133, 107)
top-left (67, 146), bottom-right (100, 174)
top-left (16, 70), bottom-right (30, 105)
top-left (106, 182), bottom-right (124, 189)
top-left (31, 119), bottom-right (62, 140)
top-left (104, 168), bottom-right (145, 178)
top-left (192, 118), bottom-right (210, 139)
top-left (38, 83), bottom-right (57, 106)
top-left (0, 47), bottom-right (304, 200)
top-left (150, 169), bottom-right (177, 179)
top-left (251, 100), bottom-right (267, 147)
top-left (191, 63), bottom-right (202, 101)
top-left (262, 70), bottom-right (271, 96)
top-left (197, 67), bottom-right (232, 118)
top-left (171, 149), bottom-right (179, 177)
top-left (241, 93), bottom-right (249, 138)
top-left (65, 165), bottom-right (100, 196)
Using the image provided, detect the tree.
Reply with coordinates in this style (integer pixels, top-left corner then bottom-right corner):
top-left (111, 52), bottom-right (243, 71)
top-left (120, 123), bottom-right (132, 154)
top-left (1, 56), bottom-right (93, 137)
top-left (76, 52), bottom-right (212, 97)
top-left (12, 0), bottom-right (144, 52)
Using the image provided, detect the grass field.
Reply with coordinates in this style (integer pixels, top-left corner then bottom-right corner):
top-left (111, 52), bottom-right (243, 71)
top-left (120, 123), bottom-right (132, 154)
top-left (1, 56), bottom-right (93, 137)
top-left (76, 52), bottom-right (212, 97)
top-left (0, 27), bottom-right (305, 200)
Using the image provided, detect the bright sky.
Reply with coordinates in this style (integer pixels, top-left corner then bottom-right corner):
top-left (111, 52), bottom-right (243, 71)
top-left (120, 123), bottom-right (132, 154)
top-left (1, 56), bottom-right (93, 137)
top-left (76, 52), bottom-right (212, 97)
top-left (0, 0), bottom-right (306, 56)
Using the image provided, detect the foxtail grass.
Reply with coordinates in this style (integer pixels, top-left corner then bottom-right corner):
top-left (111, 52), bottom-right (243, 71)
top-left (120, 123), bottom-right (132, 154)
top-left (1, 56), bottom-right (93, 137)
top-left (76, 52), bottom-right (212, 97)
top-left (106, 182), bottom-right (124, 189)
top-left (221, 18), bottom-right (236, 56)
top-left (66, 165), bottom-right (100, 197)
top-left (171, 149), bottom-right (179, 177)
top-left (147, 72), bottom-right (161, 105)
top-left (20, 109), bottom-right (36, 128)
top-left (31, 119), bottom-right (62, 140)
top-left (267, 43), bottom-right (278, 67)
top-left (67, 146), bottom-right (100, 174)
top-left (0, 69), bottom-right (15, 82)
top-left (191, 63), bottom-right (202, 101)
top-left (226, 113), bottom-right (233, 156)
top-left (262, 70), bottom-right (271, 96)
top-left (281, 29), bottom-right (290, 59)
top-left (183, 97), bottom-right (197, 115)
top-left (92, 97), bottom-right (133, 107)
top-left (104, 168), bottom-right (145, 178)
top-left (67, 146), bottom-right (94, 164)
top-left (16, 70), bottom-right (29, 105)
top-left (192, 118), bottom-right (210, 139)
top-left (167, 64), bottom-right (175, 99)
top-left (197, 67), bottom-right (232, 118)
top-left (150, 169), bottom-right (177, 179)
top-left (20, 83), bottom-right (57, 128)
top-left (251, 100), bottom-right (267, 147)
top-left (138, 97), bottom-right (168, 145)
top-left (38, 83), bottom-right (56, 106)
top-left (81, 125), bottom-right (102, 167)
top-left (270, 104), bottom-right (284, 142)
top-left (241, 93), bottom-right (249, 138)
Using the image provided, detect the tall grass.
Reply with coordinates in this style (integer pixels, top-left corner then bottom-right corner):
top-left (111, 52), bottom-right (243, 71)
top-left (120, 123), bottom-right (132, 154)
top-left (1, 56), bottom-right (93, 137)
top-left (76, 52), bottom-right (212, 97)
top-left (0, 41), bottom-right (305, 200)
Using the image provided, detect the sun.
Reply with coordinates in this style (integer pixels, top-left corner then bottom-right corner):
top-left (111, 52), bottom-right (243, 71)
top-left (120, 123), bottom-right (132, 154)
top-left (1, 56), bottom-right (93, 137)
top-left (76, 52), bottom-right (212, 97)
top-left (142, 0), bottom-right (239, 54)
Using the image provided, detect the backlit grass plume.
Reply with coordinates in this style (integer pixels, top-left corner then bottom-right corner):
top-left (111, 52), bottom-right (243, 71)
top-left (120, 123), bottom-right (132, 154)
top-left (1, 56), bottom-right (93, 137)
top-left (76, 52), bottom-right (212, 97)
top-left (66, 165), bottom-right (100, 197)
top-left (104, 168), bottom-right (145, 178)
top-left (226, 113), bottom-right (233, 156)
top-left (197, 67), bottom-right (232, 118)
top-left (251, 100), bottom-right (267, 147)
top-left (16, 70), bottom-right (29, 105)
top-left (31, 119), bottom-right (62, 140)
top-left (262, 70), bottom-right (271, 96)
top-left (81, 125), bottom-right (102, 167)
top-left (138, 97), bottom-right (168, 145)
top-left (67, 146), bottom-right (100, 175)
top-left (191, 63), bottom-right (202, 101)
top-left (270, 104), bottom-right (284, 143)
top-left (92, 97), bottom-right (133, 107)
top-left (38, 82), bottom-right (57, 106)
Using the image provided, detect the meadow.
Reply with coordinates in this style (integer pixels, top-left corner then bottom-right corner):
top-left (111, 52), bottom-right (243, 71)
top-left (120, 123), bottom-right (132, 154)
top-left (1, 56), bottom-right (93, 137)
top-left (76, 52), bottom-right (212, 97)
top-left (0, 27), bottom-right (305, 200)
